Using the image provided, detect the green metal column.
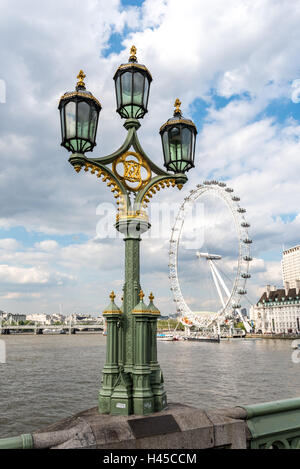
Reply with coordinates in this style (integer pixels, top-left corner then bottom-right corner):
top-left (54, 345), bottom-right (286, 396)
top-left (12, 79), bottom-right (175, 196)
top-left (98, 294), bottom-right (122, 414)
top-left (116, 218), bottom-right (150, 374)
top-left (148, 294), bottom-right (167, 412)
top-left (123, 235), bottom-right (142, 372)
top-left (132, 293), bottom-right (154, 415)
top-left (99, 217), bottom-right (167, 416)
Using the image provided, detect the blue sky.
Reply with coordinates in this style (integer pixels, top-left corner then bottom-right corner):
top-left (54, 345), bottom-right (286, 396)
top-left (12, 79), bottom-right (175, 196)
top-left (0, 0), bottom-right (300, 315)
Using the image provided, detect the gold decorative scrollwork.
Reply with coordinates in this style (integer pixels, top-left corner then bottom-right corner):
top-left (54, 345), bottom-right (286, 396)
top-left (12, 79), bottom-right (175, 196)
top-left (73, 163), bottom-right (127, 218)
top-left (112, 151), bottom-right (151, 192)
top-left (141, 178), bottom-right (177, 210)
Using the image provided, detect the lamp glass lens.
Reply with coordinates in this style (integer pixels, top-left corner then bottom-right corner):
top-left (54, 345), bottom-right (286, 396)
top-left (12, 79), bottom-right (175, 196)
top-left (169, 127), bottom-right (181, 162)
top-left (77, 101), bottom-right (90, 139)
top-left (121, 72), bottom-right (132, 105)
top-left (133, 72), bottom-right (144, 106)
top-left (89, 106), bottom-right (98, 142)
top-left (66, 101), bottom-right (76, 138)
top-left (162, 131), bottom-right (170, 165)
top-left (181, 127), bottom-right (192, 161)
top-left (60, 108), bottom-right (65, 140)
top-left (116, 76), bottom-right (121, 108)
top-left (143, 78), bottom-right (149, 108)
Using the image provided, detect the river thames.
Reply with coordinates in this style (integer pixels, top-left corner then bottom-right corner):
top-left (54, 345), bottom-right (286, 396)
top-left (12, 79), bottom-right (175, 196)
top-left (0, 335), bottom-right (299, 438)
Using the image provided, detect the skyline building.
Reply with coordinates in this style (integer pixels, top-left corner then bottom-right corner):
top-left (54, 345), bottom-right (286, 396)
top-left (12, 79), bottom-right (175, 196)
top-left (282, 245), bottom-right (300, 289)
top-left (250, 284), bottom-right (300, 334)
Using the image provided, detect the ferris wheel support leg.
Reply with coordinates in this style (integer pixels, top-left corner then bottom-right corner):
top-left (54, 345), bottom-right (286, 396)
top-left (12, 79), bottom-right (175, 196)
top-left (210, 261), bottom-right (231, 298)
top-left (209, 260), bottom-right (226, 309)
top-left (236, 308), bottom-right (251, 333)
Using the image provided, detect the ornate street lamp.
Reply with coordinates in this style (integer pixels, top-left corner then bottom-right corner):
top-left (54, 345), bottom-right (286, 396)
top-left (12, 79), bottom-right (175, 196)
top-left (113, 46), bottom-right (152, 119)
top-left (58, 70), bottom-right (102, 154)
top-left (160, 98), bottom-right (197, 174)
top-left (59, 46), bottom-right (197, 416)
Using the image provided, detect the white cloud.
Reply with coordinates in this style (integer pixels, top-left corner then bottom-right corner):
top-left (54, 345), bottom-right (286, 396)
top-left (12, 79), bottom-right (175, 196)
top-left (0, 265), bottom-right (50, 284)
top-left (35, 240), bottom-right (59, 252)
top-left (0, 292), bottom-right (42, 300)
top-left (0, 239), bottom-right (20, 251)
top-left (0, 264), bottom-right (74, 285)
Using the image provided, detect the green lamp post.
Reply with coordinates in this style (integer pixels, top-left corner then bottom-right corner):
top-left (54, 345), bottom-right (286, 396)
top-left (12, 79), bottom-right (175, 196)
top-left (59, 46), bottom-right (197, 416)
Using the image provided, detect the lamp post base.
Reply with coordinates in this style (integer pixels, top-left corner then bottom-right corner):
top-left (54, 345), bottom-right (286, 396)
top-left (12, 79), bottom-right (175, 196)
top-left (110, 370), bottom-right (133, 416)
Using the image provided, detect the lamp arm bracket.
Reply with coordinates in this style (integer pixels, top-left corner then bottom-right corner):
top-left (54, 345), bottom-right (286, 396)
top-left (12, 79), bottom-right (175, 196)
top-left (89, 126), bottom-right (170, 178)
top-left (87, 128), bottom-right (135, 166)
top-left (131, 130), bottom-right (170, 177)
top-left (68, 155), bottom-right (130, 208)
top-left (135, 173), bottom-right (188, 211)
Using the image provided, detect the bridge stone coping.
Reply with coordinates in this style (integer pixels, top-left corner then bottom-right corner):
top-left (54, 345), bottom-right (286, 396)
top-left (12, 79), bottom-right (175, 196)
top-left (32, 403), bottom-right (247, 449)
top-left (4, 398), bottom-right (300, 449)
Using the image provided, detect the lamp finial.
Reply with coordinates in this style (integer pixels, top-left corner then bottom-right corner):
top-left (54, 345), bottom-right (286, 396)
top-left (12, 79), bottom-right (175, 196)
top-left (174, 98), bottom-right (182, 116)
top-left (139, 290), bottom-right (145, 301)
top-left (129, 45), bottom-right (137, 62)
top-left (149, 292), bottom-right (154, 302)
top-left (77, 70), bottom-right (86, 89)
top-left (110, 291), bottom-right (116, 302)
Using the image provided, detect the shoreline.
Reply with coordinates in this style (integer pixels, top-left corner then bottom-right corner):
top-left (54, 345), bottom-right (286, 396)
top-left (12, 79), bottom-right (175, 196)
top-left (246, 333), bottom-right (300, 340)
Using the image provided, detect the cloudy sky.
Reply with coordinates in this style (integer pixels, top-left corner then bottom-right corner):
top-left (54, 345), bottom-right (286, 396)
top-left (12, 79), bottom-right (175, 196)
top-left (0, 0), bottom-right (300, 315)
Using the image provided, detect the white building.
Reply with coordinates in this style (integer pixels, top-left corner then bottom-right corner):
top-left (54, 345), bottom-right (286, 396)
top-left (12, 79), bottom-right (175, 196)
top-left (65, 314), bottom-right (97, 325)
top-left (50, 314), bottom-right (65, 323)
top-left (250, 284), bottom-right (300, 334)
top-left (282, 245), bottom-right (300, 289)
top-left (0, 312), bottom-right (26, 324)
top-left (26, 313), bottom-right (52, 325)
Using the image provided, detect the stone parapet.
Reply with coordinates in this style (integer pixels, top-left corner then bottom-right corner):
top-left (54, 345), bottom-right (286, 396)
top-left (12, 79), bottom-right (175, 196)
top-left (32, 403), bottom-right (247, 449)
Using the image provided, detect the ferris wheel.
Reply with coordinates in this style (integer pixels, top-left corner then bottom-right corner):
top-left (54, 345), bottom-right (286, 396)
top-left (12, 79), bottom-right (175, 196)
top-left (169, 180), bottom-right (252, 334)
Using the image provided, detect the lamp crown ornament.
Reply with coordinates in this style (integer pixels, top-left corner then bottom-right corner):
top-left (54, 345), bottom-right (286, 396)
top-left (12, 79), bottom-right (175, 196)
top-left (110, 291), bottom-right (116, 301)
top-left (129, 45), bottom-right (137, 62)
top-left (174, 98), bottom-right (182, 116)
top-left (139, 290), bottom-right (145, 300)
top-left (149, 292), bottom-right (154, 302)
top-left (76, 70), bottom-right (86, 89)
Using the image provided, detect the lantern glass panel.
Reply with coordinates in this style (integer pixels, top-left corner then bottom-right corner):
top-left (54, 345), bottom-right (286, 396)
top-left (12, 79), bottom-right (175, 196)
top-left (182, 127), bottom-right (192, 160)
top-left (116, 76), bottom-right (121, 108)
top-left (89, 106), bottom-right (98, 142)
top-left (121, 72), bottom-right (132, 105)
top-left (60, 108), bottom-right (65, 140)
top-left (162, 131), bottom-right (170, 166)
top-left (133, 72), bottom-right (144, 106)
top-left (66, 101), bottom-right (76, 139)
top-left (143, 78), bottom-right (149, 108)
top-left (169, 127), bottom-right (181, 162)
top-left (77, 101), bottom-right (91, 139)
top-left (191, 132), bottom-right (196, 164)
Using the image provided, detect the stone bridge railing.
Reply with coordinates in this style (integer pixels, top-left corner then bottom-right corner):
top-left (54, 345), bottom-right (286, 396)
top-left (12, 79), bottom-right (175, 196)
top-left (0, 398), bottom-right (300, 449)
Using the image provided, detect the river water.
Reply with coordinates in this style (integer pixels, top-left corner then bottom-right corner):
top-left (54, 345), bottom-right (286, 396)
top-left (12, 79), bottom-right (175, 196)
top-left (0, 335), bottom-right (299, 438)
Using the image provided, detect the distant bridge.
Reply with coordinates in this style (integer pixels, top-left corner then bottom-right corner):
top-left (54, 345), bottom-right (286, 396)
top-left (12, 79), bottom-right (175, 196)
top-left (0, 324), bottom-right (104, 335)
